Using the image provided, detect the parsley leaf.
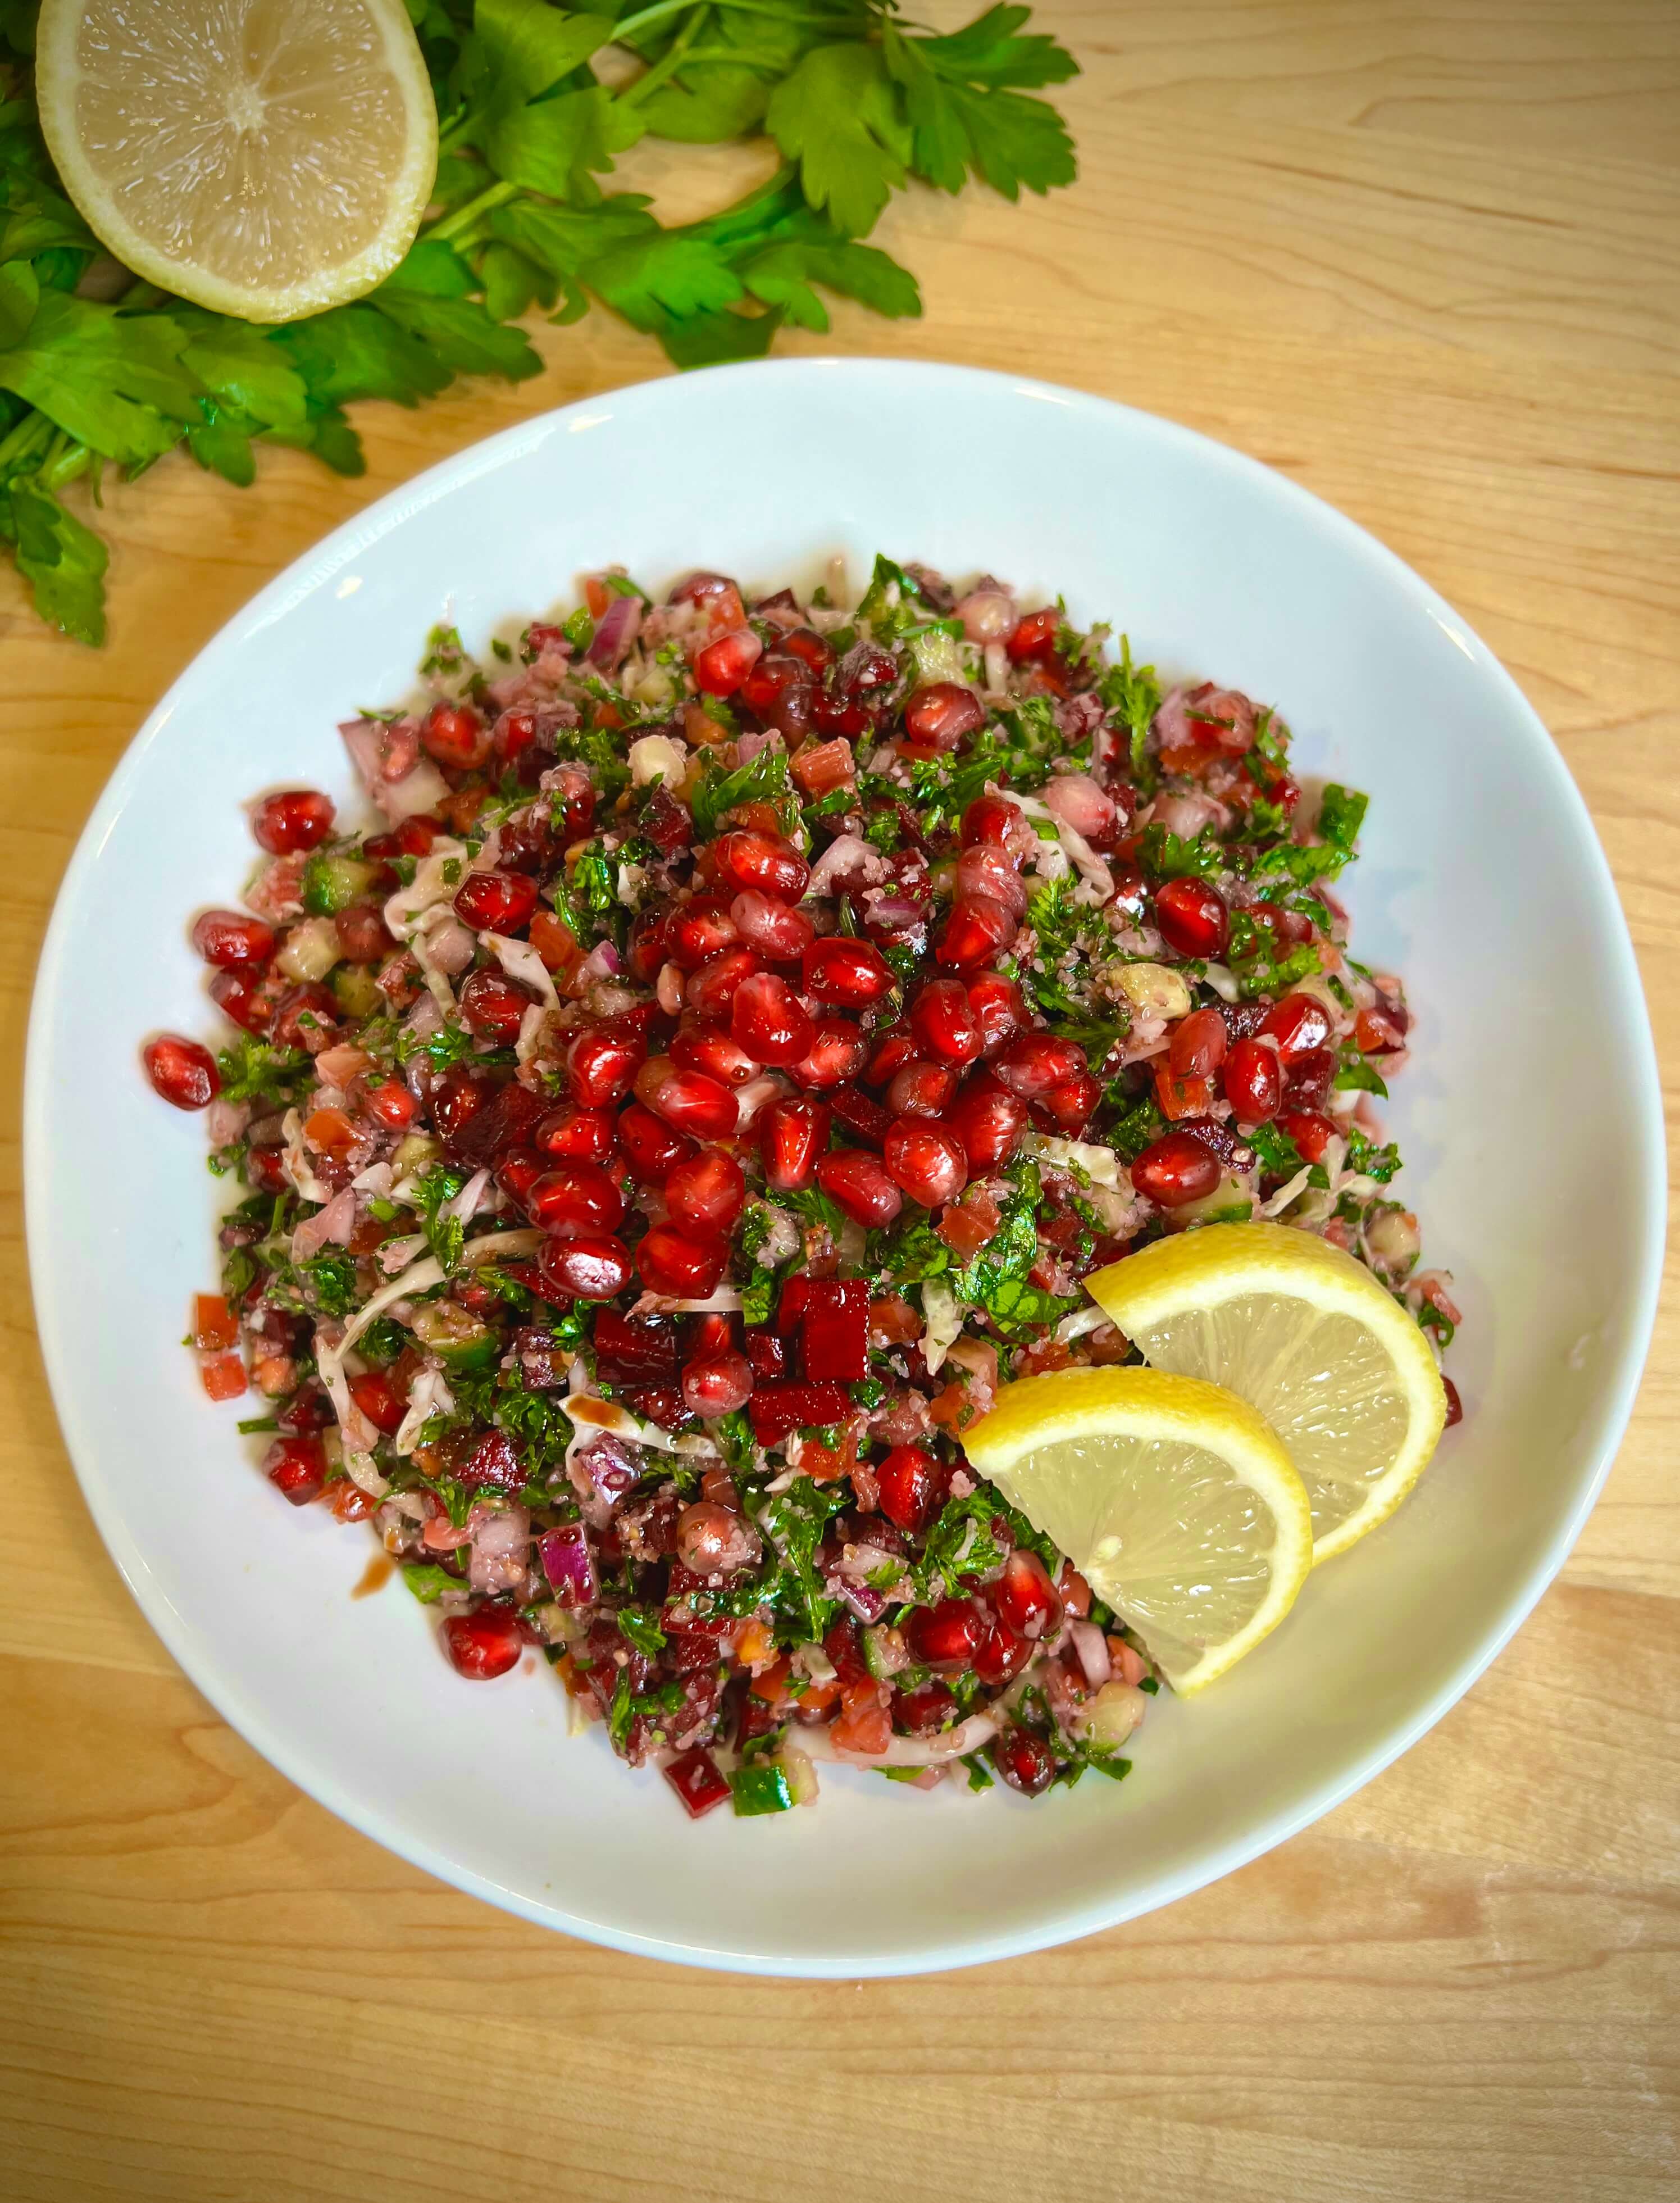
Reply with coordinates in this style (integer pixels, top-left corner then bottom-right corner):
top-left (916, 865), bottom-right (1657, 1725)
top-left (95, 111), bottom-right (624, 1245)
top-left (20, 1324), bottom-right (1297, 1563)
top-left (215, 1034), bottom-right (311, 1106)
top-left (766, 43), bottom-right (911, 239)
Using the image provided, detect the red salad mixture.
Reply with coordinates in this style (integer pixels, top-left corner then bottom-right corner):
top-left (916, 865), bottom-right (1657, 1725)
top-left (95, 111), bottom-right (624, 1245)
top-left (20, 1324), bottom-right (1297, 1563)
top-left (147, 556), bottom-right (1459, 1819)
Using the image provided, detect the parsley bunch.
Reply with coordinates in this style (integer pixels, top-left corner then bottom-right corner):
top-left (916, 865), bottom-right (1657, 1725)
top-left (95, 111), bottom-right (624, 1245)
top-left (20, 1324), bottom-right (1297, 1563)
top-left (0, 1), bottom-right (1077, 645)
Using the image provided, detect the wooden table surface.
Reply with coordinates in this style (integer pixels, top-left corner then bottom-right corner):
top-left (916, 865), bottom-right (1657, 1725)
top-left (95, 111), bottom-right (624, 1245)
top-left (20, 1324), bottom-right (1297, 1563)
top-left (3, 4), bottom-right (1677, 2196)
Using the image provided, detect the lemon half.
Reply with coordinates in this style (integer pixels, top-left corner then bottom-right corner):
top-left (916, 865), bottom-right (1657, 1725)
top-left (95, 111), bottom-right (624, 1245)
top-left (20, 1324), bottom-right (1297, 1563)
top-left (963, 1366), bottom-right (1313, 1693)
top-left (1086, 1223), bottom-right (1447, 1565)
top-left (37, 0), bottom-right (438, 323)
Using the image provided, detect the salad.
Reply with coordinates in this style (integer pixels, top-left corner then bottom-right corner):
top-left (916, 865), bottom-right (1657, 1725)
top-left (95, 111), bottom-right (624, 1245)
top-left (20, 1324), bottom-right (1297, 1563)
top-left (144, 555), bottom-right (1460, 1819)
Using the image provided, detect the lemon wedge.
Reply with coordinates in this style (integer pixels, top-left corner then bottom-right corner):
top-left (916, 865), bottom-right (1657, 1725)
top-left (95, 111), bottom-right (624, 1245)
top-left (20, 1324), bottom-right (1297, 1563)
top-left (36, 0), bottom-right (438, 323)
top-left (1085, 1223), bottom-right (1447, 1565)
top-left (962, 1367), bottom-right (1313, 1693)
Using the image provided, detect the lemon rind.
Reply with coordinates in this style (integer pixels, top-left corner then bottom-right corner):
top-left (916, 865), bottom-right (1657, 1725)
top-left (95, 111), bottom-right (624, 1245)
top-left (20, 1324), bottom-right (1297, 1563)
top-left (35, 0), bottom-right (439, 324)
top-left (963, 1366), bottom-right (1314, 1695)
top-left (1084, 1224), bottom-right (1447, 1565)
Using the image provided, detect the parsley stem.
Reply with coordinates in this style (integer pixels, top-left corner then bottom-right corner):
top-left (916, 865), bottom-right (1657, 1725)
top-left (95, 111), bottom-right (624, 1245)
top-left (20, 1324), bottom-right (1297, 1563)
top-left (613, 0), bottom-right (839, 39)
top-left (427, 178), bottom-right (520, 245)
top-left (618, 3), bottom-right (709, 107)
top-left (0, 410), bottom-right (52, 477)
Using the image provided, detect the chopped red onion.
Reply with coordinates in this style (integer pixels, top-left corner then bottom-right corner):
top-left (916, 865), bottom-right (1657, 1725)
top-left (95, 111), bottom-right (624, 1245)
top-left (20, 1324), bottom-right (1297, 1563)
top-left (539, 1522), bottom-right (597, 1608)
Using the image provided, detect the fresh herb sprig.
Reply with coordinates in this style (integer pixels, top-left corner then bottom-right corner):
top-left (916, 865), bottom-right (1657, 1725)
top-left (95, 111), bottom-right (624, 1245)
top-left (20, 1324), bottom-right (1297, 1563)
top-left (0, 1), bottom-right (1078, 644)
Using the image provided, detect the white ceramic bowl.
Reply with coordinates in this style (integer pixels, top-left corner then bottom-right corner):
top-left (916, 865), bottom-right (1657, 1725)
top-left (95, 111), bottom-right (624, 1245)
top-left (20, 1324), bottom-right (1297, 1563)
top-left (26, 361), bottom-right (1664, 1977)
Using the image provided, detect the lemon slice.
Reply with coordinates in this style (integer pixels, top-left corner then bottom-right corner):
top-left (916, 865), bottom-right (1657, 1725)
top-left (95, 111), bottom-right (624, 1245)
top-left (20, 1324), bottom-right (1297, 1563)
top-left (36, 0), bottom-right (438, 323)
top-left (962, 1367), bottom-right (1313, 1693)
top-left (1085, 1223), bottom-right (1447, 1565)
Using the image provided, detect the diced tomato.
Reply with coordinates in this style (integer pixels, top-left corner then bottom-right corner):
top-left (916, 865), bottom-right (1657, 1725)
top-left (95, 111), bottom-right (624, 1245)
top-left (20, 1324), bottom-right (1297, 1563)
top-left (199, 1352), bottom-right (247, 1402)
top-left (193, 1293), bottom-right (239, 1351)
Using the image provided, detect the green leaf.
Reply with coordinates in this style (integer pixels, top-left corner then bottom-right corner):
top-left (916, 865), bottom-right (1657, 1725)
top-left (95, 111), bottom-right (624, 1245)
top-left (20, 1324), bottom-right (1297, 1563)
top-left (636, 62), bottom-right (773, 144)
top-left (1248, 1120), bottom-right (1306, 1179)
top-left (274, 304), bottom-right (455, 409)
top-left (1317, 783), bottom-right (1368, 855)
top-left (478, 240), bottom-right (554, 322)
top-left (185, 404), bottom-right (257, 488)
top-left (401, 1562), bottom-right (466, 1604)
top-left (1139, 823), bottom-right (1224, 880)
top-left (489, 194), bottom-right (659, 279)
top-left (655, 303), bottom-right (780, 370)
top-left (476, 0), bottom-right (614, 102)
top-left (174, 312), bottom-right (309, 430)
top-left (884, 21), bottom-right (1076, 202)
top-left (766, 43), bottom-right (910, 239)
top-left (1343, 1128), bottom-right (1401, 1184)
top-left (214, 1034), bottom-right (311, 1106)
top-left (855, 550), bottom-right (923, 639)
top-left (740, 233), bottom-right (919, 330)
top-left (0, 474), bottom-right (106, 643)
top-left (483, 84), bottom-right (645, 198)
top-left (0, 256), bottom-right (39, 347)
top-left (919, 5), bottom-right (1080, 89)
top-left (381, 236), bottom-right (479, 298)
top-left (371, 290), bottom-right (544, 381)
top-left (584, 232), bottom-right (744, 323)
top-left (0, 293), bottom-right (201, 464)
top-left (1335, 1054), bottom-right (1388, 1098)
top-left (690, 742), bottom-right (792, 837)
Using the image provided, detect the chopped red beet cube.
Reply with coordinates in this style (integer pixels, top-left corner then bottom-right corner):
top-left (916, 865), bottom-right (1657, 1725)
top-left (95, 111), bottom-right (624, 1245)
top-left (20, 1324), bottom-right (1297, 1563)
top-left (663, 1746), bottom-right (731, 1819)
top-left (799, 1277), bottom-right (869, 1383)
top-left (592, 1309), bottom-right (680, 1383)
top-left (748, 1379), bottom-right (852, 1445)
top-left (827, 1084), bottom-right (891, 1150)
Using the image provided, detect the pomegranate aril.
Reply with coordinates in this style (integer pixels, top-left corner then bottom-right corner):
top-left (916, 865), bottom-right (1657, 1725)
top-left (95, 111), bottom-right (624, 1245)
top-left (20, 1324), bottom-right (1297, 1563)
top-left (791, 1018), bottom-right (868, 1090)
top-left (539, 1231), bottom-right (633, 1301)
top-left (883, 1120), bottom-right (967, 1208)
top-left (144, 1033), bottom-right (219, 1110)
top-left (209, 966), bottom-right (275, 1035)
top-left (990, 1727), bottom-right (1058, 1795)
top-left (1442, 1375), bottom-right (1463, 1428)
top-left (637, 1224), bottom-right (729, 1298)
top-left (569, 1027), bottom-right (647, 1109)
top-left (962, 794), bottom-right (1017, 848)
top-left (666, 897), bottom-right (739, 971)
top-left (902, 682), bottom-right (984, 751)
top-left (906, 1598), bottom-right (985, 1669)
top-left (887, 1061), bottom-right (957, 1118)
top-left (1355, 1006), bottom-right (1407, 1054)
top-left (803, 935), bottom-right (893, 1006)
top-left (1223, 1037), bottom-right (1282, 1127)
top-left (687, 944), bottom-right (761, 1020)
top-left (815, 1148), bottom-right (903, 1226)
top-left (1169, 1006), bottom-right (1228, 1079)
top-left (1260, 991), bottom-right (1333, 1061)
top-left (271, 983), bottom-right (338, 1052)
top-left (1004, 607), bottom-right (1059, 664)
top-left (995, 1550), bottom-right (1062, 1639)
top-left (458, 966), bottom-right (535, 1042)
top-left (758, 1096), bottom-right (830, 1191)
top-left (1276, 1108), bottom-right (1338, 1165)
top-left (730, 888), bottom-right (814, 961)
top-left (894, 1680), bottom-right (958, 1737)
top-left (264, 1433), bottom-right (327, 1506)
top-left (730, 972), bottom-right (813, 1066)
top-left (994, 1032), bottom-right (1085, 1099)
top-left (453, 867), bottom-right (539, 934)
top-left (617, 1102), bottom-right (696, 1182)
top-left (335, 903), bottom-right (393, 963)
top-left (448, 1076), bottom-right (545, 1166)
top-left (420, 702), bottom-right (489, 769)
top-left (876, 1445), bottom-right (944, 1533)
top-left (252, 788), bottom-right (334, 855)
top-left (937, 892), bottom-right (1018, 968)
top-left (1037, 1071), bottom-right (1100, 1132)
top-left (496, 1150), bottom-right (545, 1206)
top-left (1132, 1132), bottom-right (1223, 1207)
top-left (910, 978), bottom-right (982, 1065)
top-left (681, 1349), bottom-right (753, 1419)
top-left (965, 971), bottom-right (1025, 1056)
top-left (634, 1056), bottom-right (739, 1141)
top-left (1154, 876), bottom-right (1230, 960)
top-left (192, 909), bottom-right (275, 967)
top-left (527, 1160), bottom-right (626, 1236)
top-left (712, 829), bottom-right (808, 905)
top-left (693, 626), bottom-right (764, 696)
top-left (348, 1369), bottom-right (406, 1434)
top-left (947, 1075), bottom-right (1027, 1168)
top-left (1283, 1046), bottom-right (1337, 1111)
top-left (535, 1104), bottom-right (616, 1161)
top-left (665, 1147), bottom-right (746, 1236)
top-left (441, 1606), bottom-right (522, 1680)
top-left (671, 1028), bottom-right (761, 1089)
top-left (973, 1614), bottom-right (1032, 1688)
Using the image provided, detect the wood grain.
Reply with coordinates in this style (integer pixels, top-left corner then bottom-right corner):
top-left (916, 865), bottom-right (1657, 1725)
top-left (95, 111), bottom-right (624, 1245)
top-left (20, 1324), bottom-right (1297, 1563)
top-left (2, 3), bottom-right (1678, 2195)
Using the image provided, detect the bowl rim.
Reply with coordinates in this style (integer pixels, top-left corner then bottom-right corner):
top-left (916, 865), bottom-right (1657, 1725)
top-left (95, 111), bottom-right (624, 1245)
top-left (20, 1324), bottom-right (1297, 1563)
top-left (24, 357), bottom-right (1667, 1977)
